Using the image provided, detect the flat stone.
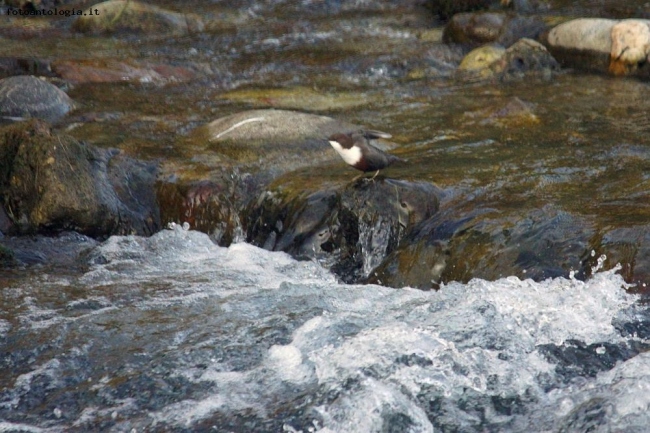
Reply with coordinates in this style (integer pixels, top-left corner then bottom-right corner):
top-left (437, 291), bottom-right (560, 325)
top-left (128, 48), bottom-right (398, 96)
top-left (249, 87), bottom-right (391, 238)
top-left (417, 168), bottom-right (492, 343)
top-left (0, 75), bottom-right (74, 123)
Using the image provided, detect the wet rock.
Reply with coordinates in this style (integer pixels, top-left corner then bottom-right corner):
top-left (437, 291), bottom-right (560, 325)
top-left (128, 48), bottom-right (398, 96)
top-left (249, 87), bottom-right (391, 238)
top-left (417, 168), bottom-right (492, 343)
top-left (428, 0), bottom-right (495, 21)
top-left (443, 12), bottom-right (547, 48)
top-left (247, 178), bottom-right (442, 283)
top-left (465, 96), bottom-right (540, 127)
top-left (0, 231), bottom-right (98, 268)
top-left (456, 43), bottom-right (506, 81)
top-left (0, 75), bottom-right (74, 123)
top-left (0, 119), bottom-right (160, 237)
top-left (157, 109), bottom-right (361, 244)
top-left (457, 39), bottom-right (559, 82)
top-left (595, 226), bottom-right (650, 290)
top-left (544, 18), bottom-right (614, 72)
top-left (51, 59), bottom-right (198, 84)
top-left (609, 20), bottom-right (650, 75)
top-left (73, 0), bottom-right (204, 35)
top-left (0, 242), bottom-right (15, 267)
top-left (492, 38), bottom-right (560, 81)
top-left (543, 18), bottom-right (650, 77)
top-left (369, 205), bottom-right (595, 289)
top-left (458, 44), bottom-right (506, 80)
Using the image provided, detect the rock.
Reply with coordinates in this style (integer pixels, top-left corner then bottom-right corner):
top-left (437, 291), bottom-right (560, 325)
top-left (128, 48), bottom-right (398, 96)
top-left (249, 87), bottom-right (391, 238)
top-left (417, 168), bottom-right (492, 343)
top-left (51, 59), bottom-right (198, 84)
top-left (609, 20), bottom-right (650, 75)
top-left (0, 119), bottom-right (160, 237)
top-left (0, 75), bottom-right (74, 123)
top-left (492, 38), bottom-right (560, 81)
top-left (457, 38), bottom-right (559, 82)
top-left (247, 177), bottom-right (442, 283)
top-left (428, 0), bottom-right (495, 21)
top-left (443, 12), bottom-right (547, 48)
top-left (369, 205), bottom-right (595, 289)
top-left (545, 18), bottom-right (615, 73)
top-left (457, 44), bottom-right (507, 81)
top-left (73, 0), bottom-right (204, 35)
top-left (596, 226), bottom-right (650, 289)
top-left (0, 242), bottom-right (15, 267)
top-left (190, 109), bottom-right (362, 171)
top-left (464, 96), bottom-right (540, 127)
top-left (0, 231), bottom-right (97, 268)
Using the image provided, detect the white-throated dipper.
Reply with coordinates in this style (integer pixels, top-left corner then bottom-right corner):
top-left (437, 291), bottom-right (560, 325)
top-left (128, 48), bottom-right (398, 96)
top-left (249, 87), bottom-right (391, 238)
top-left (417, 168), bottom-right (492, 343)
top-left (328, 130), bottom-right (404, 179)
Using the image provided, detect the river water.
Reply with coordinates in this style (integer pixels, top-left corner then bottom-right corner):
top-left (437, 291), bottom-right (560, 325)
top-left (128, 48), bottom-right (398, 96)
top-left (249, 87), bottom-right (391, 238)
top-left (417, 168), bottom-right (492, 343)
top-left (3, 1), bottom-right (650, 431)
top-left (1, 224), bottom-right (649, 432)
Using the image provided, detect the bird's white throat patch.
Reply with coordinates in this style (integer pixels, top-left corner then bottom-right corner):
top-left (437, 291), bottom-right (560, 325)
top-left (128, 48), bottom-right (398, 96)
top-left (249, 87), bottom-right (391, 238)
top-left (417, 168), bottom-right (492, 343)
top-left (329, 140), bottom-right (362, 165)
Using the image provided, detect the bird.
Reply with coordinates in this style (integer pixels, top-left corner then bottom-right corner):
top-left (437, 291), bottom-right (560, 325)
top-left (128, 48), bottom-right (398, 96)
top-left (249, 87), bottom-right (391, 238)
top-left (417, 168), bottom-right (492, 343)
top-left (327, 130), bottom-right (404, 179)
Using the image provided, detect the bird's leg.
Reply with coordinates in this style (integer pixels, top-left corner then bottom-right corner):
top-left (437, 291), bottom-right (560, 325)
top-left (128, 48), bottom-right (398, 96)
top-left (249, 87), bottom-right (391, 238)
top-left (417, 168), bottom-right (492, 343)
top-left (371, 169), bottom-right (380, 180)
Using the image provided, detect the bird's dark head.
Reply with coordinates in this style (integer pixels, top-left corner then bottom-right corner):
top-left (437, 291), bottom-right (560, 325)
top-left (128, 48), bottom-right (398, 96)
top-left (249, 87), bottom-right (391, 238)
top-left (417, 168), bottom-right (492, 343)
top-left (328, 132), bottom-right (355, 149)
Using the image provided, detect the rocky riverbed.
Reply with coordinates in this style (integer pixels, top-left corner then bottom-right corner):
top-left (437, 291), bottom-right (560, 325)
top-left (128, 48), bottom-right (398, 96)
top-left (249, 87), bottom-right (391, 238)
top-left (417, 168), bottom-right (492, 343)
top-left (1, 0), bottom-right (650, 290)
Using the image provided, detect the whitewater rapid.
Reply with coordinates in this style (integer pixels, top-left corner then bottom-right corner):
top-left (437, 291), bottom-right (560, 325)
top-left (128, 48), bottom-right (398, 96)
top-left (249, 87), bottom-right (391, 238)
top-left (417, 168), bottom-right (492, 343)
top-left (1, 224), bottom-right (648, 432)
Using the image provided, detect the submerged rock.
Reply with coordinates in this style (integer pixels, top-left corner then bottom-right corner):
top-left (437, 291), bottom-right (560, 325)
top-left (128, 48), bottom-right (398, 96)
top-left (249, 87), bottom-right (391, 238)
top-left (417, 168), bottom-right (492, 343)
top-left (0, 120), bottom-right (160, 237)
top-left (73, 0), bottom-right (204, 35)
top-left (51, 59), bottom-right (199, 84)
top-left (0, 75), bottom-right (74, 123)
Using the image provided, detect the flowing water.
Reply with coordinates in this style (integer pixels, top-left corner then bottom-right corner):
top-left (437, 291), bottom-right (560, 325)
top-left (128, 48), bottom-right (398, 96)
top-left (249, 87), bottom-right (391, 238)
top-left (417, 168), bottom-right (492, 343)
top-left (3, 1), bottom-right (650, 431)
top-left (1, 224), bottom-right (649, 432)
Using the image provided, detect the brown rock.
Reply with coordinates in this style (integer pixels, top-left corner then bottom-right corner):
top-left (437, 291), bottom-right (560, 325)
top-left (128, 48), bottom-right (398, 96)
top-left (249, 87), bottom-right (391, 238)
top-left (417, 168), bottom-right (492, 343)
top-left (73, 0), bottom-right (204, 35)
